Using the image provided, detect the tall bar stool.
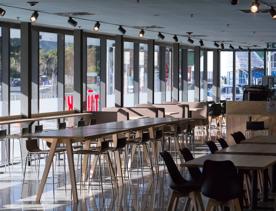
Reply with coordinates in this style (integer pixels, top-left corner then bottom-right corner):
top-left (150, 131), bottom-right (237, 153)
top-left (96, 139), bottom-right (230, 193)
top-left (0, 129), bottom-right (10, 173)
top-left (127, 130), bottom-right (154, 177)
top-left (74, 139), bottom-right (116, 193)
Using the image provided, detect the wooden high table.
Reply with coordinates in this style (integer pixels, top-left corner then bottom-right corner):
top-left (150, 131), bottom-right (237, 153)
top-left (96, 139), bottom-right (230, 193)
top-left (183, 153), bottom-right (276, 210)
top-left (22, 117), bottom-right (202, 203)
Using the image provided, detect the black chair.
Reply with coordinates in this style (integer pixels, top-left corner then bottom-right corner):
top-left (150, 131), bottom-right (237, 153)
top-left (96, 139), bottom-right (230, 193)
top-left (78, 119), bottom-right (86, 127)
top-left (217, 138), bottom-right (228, 149)
top-left (231, 131), bottom-right (246, 144)
top-left (206, 141), bottom-right (218, 154)
top-left (160, 151), bottom-right (204, 211)
top-left (180, 147), bottom-right (202, 182)
top-left (201, 160), bottom-right (242, 211)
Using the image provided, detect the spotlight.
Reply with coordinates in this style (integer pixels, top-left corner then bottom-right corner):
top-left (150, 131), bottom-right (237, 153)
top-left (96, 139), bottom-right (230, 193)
top-left (229, 44), bottom-right (234, 49)
top-left (139, 29), bottom-right (145, 37)
top-left (214, 42), bottom-right (219, 48)
top-left (250, 0), bottom-right (260, 13)
top-left (188, 37), bottom-right (194, 44)
top-left (173, 35), bottom-right (178, 42)
top-left (270, 7), bottom-right (276, 19)
top-left (93, 21), bottom-right (100, 31)
top-left (30, 11), bottom-right (39, 22)
top-left (239, 46), bottom-right (243, 50)
top-left (199, 39), bottom-right (204, 47)
top-left (118, 25), bottom-right (126, 34)
top-left (68, 17), bottom-right (78, 27)
top-left (221, 43), bottom-right (225, 50)
top-left (231, 0), bottom-right (239, 5)
top-left (0, 8), bottom-right (6, 16)
top-left (158, 32), bottom-right (165, 40)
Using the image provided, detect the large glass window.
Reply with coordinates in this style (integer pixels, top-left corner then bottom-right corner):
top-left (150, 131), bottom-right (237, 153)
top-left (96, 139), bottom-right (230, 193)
top-left (39, 32), bottom-right (58, 113)
top-left (165, 47), bottom-right (172, 102)
top-left (267, 51), bottom-right (276, 76)
top-left (106, 40), bottom-right (115, 107)
top-left (86, 38), bottom-right (100, 111)
top-left (123, 42), bottom-right (134, 107)
top-left (188, 49), bottom-right (195, 102)
top-left (139, 44), bottom-right (148, 104)
top-left (64, 35), bottom-right (74, 111)
top-left (207, 51), bottom-right (214, 101)
top-left (251, 51), bottom-right (264, 85)
top-left (10, 29), bottom-right (21, 115)
top-left (236, 52), bottom-right (248, 101)
top-left (154, 46), bottom-right (161, 103)
top-left (220, 51), bottom-right (233, 101)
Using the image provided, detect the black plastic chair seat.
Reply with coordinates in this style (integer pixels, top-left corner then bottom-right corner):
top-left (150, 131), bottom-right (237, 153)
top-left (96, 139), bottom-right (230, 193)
top-left (74, 148), bottom-right (108, 155)
top-left (231, 131), bottom-right (246, 144)
top-left (201, 160), bottom-right (242, 203)
top-left (217, 138), bottom-right (228, 149)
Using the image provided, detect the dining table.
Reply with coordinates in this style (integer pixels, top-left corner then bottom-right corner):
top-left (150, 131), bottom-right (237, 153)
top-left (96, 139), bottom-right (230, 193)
top-left (22, 116), bottom-right (205, 204)
top-left (183, 152), bottom-right (276, 210)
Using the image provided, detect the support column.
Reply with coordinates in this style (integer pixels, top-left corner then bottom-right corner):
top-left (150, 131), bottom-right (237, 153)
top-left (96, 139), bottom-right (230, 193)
top-left (115, 35), bottom-right (124, 107)
top-left (147, 40), bottom-right (154, 104)
top-left (248, 50), bottom-right (251, 85)
top-left (194, 46), bottom-right (200, 102)
top-left (172, 43), bottom-right (179, 102)
top-left (134, 42), bottom-right (139, 105)
top-left (21, 22), bottom-right (32, 117)
top-left (57, 34), bottom-right (65, 111)
top-left (74, 30), bottom-right (84, 112)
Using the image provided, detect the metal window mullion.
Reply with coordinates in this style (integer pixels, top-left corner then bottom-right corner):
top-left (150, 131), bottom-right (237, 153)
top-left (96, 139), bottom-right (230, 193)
top-left (20, 22), bottom-right (32, 117)
top-left (57, 33), bottom-right (65, 111)
top-left (233, 51), bottom-right (236, 101)
top-left (172, 43), bottom-right (179, 102)
top-left (31, 30), bottom-right (39, 114)
top-left (100, 38), bottom-right (107, 108)
top-left (182, 49), bottom-right (188, 102)
top-left (194, 47), bottom-right (200, 102)
top-left (114, 35), bottom-right (124, 107)
top-left (147, 40), bottom-right (154, 104)
top-left (248, 50), bottom-right (251, 85)
top-left (264, 49), bottom-right (267, 76)
top-left (133, 42), bottom-right (139, 105)
top-left (73, 29), bottom-right (84, 112)
top-left (2, 27), bottom-right (10, 116)
top-left (160, 46), bottom-right (166, 103)
top-left (203, 50), bottom-right (208, 101)
top-left (82, 36), bottom-right (87, 110)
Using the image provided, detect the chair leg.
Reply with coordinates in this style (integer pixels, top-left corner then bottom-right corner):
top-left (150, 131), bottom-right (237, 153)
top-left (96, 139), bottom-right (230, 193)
top-left (233, 198), bottom-right (242, 211)
top-left (206, 199), bottom-right (216, 211)
top-left (167, 191), bottom-right (178, 211)
top-left (183, 198), bottom-right (191, 211)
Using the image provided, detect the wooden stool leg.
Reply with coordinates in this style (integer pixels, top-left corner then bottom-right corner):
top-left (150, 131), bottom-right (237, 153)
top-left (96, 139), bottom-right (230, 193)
top-left (167, 191), bottom-right (177, 211)
top-left (206, 199), bottom-right (215, 211)
top-left (234, 198), bottom-right (242, 211)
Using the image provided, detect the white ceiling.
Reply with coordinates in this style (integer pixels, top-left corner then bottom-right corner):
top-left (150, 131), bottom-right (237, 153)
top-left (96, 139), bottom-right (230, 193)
top-left (1, 0), bottom-right (276, 48)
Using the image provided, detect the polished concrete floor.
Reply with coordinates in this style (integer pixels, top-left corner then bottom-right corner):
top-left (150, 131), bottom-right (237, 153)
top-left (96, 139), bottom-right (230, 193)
top-left (0, 144), bottom-right (275, 211)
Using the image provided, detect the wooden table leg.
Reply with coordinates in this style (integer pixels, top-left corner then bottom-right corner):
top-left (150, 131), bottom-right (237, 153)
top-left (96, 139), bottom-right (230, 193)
top-left (66, 142), bottom-right (78, 203)
top-left (35, 139), bottom-right (58, 203)
top-left (82, 140), bottom-right (90, 180)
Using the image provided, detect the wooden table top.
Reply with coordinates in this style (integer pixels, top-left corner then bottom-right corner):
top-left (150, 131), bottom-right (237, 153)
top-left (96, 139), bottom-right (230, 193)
top-left (217, 143), bottom-right (276, 156)
top-left (242, 136), bottom-right (276, 144)
top-left (182, 154), bottom-right (276, 170)
top-left (21, 117), bottom-right (202, 140)
top-left (0, 112), bottom-right (92, 125)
